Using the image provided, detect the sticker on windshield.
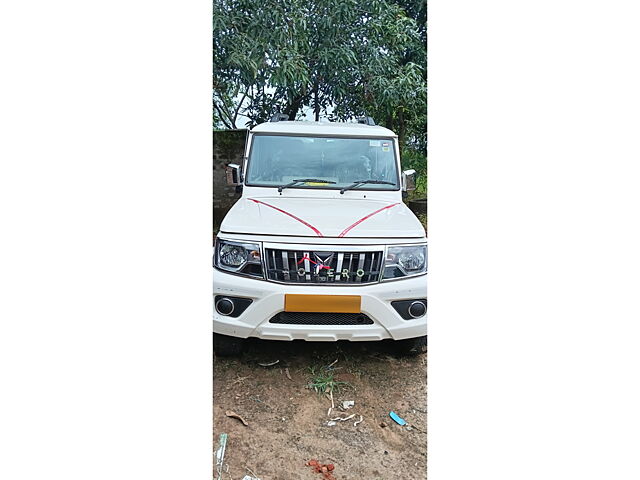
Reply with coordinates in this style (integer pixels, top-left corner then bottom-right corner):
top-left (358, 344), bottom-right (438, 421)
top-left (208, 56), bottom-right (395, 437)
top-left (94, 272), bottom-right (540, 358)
top-left (369, 140), bottom-right (381, 147)
top-left (382, 142), bottom-right (391, 152)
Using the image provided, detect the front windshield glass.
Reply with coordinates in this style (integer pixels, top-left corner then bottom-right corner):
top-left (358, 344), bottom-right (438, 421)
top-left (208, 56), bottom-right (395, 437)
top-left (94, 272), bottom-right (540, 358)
top-left (246, 134), bottom-right (399, 190)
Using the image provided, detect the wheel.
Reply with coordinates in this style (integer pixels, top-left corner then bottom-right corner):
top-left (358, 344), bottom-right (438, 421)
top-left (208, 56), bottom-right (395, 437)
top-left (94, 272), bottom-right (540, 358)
top-left (213, 333), bottom-right (244, 356)
top-left (390, 335), bottom-right (427, 356)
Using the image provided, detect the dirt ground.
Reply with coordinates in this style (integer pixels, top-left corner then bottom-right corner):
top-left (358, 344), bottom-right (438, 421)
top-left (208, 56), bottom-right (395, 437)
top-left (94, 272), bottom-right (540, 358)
top-left (213, 339), bottom-right (427, 480)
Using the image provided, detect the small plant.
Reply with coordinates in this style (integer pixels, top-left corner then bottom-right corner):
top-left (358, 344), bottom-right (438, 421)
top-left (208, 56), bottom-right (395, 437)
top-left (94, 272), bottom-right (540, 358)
top-left (417, 213), bottom-right (427, 231)
top-left (401, 148), bottom-right (427, 197)
top-left (308, 364), bottom-right (349, 394)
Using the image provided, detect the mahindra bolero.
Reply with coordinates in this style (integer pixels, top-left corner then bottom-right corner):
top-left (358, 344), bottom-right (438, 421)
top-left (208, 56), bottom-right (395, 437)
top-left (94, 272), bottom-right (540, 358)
top-left (213, 116), bottom-right (427, 355)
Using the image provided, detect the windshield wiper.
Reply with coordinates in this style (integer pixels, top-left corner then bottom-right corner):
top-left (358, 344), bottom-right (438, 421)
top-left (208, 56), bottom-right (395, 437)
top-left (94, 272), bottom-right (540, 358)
top-left (277, 178), bottom-right (336, 193)
top-left (340, 179), bottom-right (396, 194)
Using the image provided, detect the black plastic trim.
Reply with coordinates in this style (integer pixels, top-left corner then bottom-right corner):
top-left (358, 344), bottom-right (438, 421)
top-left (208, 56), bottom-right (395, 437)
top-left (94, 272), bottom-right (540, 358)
top-left (214, 295), bottom-right (253, 318)
top-left (269, 312), bottom-right (374, 325)
top-left (391, 298), bottom-right (427, 320)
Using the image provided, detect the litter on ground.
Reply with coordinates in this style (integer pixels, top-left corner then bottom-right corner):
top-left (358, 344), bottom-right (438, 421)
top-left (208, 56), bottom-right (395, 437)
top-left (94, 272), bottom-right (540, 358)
top-left (389, 411), bottom-right (407, 426)
top-left (341, 400), bottom-right (355, 410)
top-left (330, 413), bottom-right (356, 422)
top-left (226, 410), bottom-right (249, 426)
top-left (215, 433), bottom-right (228, 480)
top-left (306, 459), bottom-right (337, 480)
top-left (258, 359), bottom-right (280, 367)
top-left (241, 466), bottom-right (261, 480)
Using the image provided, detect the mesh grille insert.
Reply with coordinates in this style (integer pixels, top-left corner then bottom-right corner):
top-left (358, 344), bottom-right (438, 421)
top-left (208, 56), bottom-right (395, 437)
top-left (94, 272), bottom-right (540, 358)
top-left (269, 312), bottom-right (374, 326)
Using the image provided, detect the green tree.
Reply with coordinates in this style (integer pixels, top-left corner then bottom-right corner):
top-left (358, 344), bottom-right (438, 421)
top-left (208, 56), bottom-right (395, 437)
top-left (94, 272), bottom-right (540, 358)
top-left (213, 0), bottom-right (426, 133)
top-left (353, 0), bottom-right (427, 153)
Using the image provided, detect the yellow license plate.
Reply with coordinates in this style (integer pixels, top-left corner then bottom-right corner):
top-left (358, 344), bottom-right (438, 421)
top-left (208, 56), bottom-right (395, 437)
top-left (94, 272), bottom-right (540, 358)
top-left (284, 294), bottom-right (361, 313)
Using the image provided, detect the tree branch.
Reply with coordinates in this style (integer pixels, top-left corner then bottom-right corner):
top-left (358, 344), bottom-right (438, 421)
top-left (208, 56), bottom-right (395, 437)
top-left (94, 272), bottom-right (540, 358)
top-left (232, 88), bottom-right (250, 125)
top-left (213, 101), bottom-right (234, 129)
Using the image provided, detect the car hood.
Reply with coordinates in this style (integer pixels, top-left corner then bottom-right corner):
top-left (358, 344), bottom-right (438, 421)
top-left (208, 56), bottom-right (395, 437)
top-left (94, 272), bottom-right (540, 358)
top-left (219, 196), bottom-right (425, 239)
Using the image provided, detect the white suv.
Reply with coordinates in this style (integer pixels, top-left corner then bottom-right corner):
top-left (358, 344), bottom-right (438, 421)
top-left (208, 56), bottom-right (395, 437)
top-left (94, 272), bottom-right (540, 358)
top-left (213, 116), bottom-right (427, 355)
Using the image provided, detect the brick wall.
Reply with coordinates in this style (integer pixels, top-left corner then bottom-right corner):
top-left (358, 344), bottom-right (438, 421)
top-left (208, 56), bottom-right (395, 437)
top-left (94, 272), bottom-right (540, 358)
top-left (213, 129), bottom-right (247, 233)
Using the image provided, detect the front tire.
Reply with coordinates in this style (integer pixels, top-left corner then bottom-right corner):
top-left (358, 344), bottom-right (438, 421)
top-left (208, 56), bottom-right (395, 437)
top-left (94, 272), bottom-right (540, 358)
top-left (390, 335), bottom-right (427, 356)
top-left (213, 333), bottom-right (244, 356)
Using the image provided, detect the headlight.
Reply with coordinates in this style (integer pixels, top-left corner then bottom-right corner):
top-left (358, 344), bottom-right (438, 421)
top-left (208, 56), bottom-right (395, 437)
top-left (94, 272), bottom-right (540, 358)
top-left (214, 239), bottom-right (263, 278)
top-left (382, 245), bottom-right (427, 281)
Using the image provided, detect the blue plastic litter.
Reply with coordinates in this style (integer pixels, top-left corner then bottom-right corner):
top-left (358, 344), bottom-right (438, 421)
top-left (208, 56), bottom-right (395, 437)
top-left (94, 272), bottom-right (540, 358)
top-left (389, 411), bottom-right (407, 426)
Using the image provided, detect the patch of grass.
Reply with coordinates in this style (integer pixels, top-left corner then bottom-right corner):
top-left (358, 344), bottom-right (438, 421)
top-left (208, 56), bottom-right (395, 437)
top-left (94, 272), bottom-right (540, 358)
top-left (307, 364), bottom-right (350, 394)
top-left (417, 213), bottom-right (427, 231)
top-left (336, 346), bottom-right (352, 364)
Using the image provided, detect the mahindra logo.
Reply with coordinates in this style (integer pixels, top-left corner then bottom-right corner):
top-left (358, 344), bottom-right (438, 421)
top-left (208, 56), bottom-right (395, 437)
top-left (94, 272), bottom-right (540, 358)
top-left (296, 254), bottom-right (365, 279)
top-left (313, 252), bottom-right (333, 263)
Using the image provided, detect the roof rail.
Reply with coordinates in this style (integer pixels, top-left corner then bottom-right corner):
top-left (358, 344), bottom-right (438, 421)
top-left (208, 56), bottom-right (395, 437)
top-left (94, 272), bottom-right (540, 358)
top-left (270, 113), bottom-right (290, 122)
top-left (357, 116), bottom-right (376, 126)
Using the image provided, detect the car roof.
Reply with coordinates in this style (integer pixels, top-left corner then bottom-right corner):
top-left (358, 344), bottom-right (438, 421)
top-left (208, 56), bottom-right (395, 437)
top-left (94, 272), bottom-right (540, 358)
top-left (251, 121), bottom-right (397, 138)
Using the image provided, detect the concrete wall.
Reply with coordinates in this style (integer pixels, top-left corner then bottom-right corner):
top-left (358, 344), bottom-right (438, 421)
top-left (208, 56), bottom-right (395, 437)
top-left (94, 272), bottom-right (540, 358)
top-left (213, 129), bottom-right (247, 233)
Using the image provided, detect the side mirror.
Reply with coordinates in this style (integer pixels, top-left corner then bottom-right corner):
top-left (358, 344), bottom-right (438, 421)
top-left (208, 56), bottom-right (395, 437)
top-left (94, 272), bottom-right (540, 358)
top-left (402, 169), bottom-right (416, 192)
top-left (226, 163), bottom-right (242, 186)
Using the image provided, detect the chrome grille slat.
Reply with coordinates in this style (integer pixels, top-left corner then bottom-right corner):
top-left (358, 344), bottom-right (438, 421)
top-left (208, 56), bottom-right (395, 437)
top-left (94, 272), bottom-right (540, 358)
top-left (335, 253), bottom-right (344, 283)
top-left (282, 251), bottom-right (290, 281)
top-left (265, 248), bottom-right (383, 285)
top-left (271, 250), bottom-right (277, 280)
top-left (303, 251), bottom-right (311, 281)
top-left (356, 252), bottom-right (366, 283)
top-left (372, 252), bottom-right (381, 282)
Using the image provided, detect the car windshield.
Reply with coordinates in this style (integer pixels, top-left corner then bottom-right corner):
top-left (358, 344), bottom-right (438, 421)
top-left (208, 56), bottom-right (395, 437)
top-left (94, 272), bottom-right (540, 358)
top-left (245, 134), bottom-right (399, 190)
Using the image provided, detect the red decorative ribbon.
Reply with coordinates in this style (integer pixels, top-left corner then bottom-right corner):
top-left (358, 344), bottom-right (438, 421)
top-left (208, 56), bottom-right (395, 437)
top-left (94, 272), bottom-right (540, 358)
top-left (248, 198), bottom-right (400, 238)
top-left (338, 203), bottom-right (401, 237)
top-left (248, 198), bottom-right (323, 237)
top-left (296, 255), bottom-right (331, 270)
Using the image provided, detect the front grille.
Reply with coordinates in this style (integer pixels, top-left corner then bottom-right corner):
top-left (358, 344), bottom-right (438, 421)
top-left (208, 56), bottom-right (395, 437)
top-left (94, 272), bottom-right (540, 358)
top-left (265, 249), bottom-right (383, 284)
top-left (269, 312), bottom-right (374, 325)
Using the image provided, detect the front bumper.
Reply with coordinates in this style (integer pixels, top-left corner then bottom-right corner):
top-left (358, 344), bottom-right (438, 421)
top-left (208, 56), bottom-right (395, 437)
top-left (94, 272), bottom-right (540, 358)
top-left (213, 268), bottom-right (427, 341)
